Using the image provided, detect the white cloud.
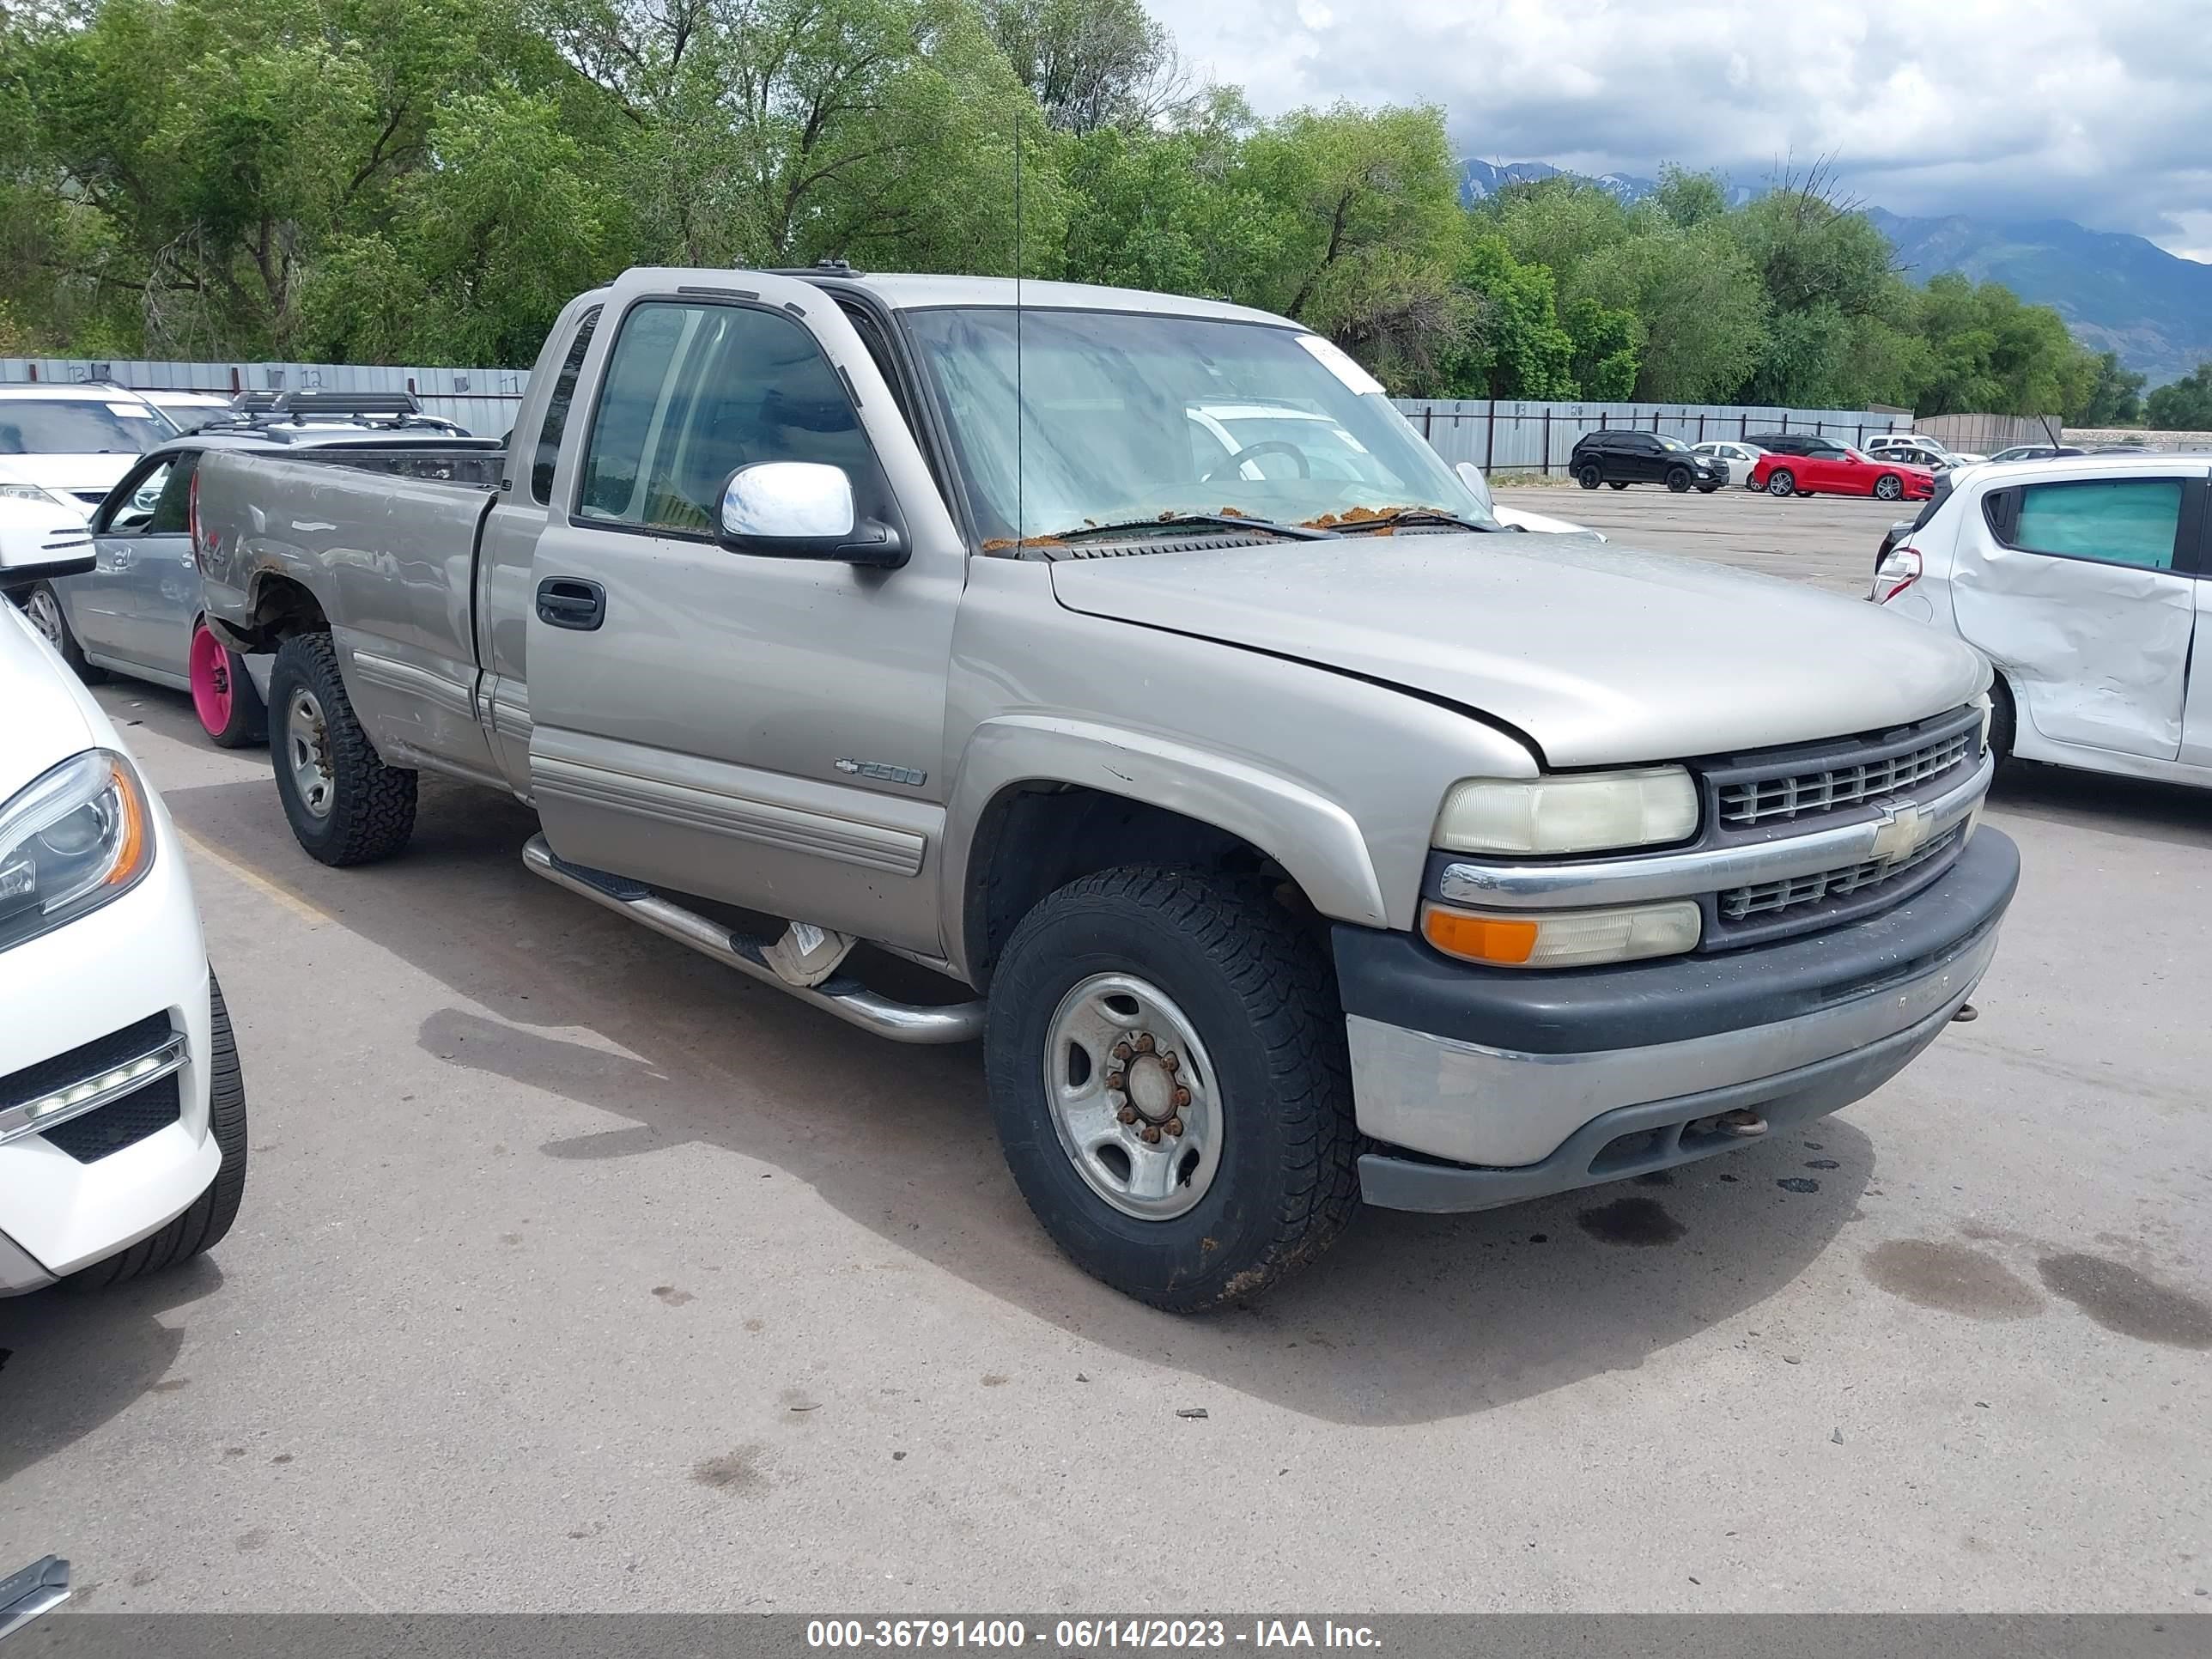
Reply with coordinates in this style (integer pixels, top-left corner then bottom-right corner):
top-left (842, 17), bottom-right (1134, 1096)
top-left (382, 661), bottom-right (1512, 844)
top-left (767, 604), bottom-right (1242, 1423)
top-left (1149, 0), bottom-right (2212, 258)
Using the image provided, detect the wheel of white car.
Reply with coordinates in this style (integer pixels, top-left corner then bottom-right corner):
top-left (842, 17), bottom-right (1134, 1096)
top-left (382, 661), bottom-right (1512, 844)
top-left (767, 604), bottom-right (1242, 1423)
top-left (984, 866), bottom-right (1361, 1312)
top-left (67, 974), bottom-right (248, 1289)
top-left (268, 632), bottom-right (417, 866)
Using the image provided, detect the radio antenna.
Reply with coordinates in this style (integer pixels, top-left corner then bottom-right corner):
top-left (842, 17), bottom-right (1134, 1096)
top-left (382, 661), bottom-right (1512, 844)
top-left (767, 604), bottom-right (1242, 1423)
top-left (1014, 107), bottom-right (1024, 546)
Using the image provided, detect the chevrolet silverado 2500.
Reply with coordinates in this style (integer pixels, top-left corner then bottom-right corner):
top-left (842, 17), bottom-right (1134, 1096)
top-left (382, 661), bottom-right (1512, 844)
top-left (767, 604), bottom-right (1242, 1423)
top-left (191, 268), bottom-right (2017, 1310)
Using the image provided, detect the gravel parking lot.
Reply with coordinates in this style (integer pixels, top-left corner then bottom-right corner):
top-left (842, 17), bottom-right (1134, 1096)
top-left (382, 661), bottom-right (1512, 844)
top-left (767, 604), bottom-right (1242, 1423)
top-left (3, 486), bottom-right (2208, 1615)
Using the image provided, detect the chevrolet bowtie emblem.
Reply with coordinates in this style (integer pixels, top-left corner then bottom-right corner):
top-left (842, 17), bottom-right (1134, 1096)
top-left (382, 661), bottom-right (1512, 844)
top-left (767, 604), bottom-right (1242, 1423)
top-left (1869, 799), bottom-right (1935, 861)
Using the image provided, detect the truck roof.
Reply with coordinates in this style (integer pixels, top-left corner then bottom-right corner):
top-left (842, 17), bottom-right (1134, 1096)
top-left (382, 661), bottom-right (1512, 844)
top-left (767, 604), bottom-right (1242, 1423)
top-left (827, 274), bottom-right (1297, 330)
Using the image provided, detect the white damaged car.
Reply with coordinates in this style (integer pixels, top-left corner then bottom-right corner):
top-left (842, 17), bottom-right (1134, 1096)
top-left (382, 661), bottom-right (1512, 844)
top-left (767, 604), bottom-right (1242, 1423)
top-left (0, 497), bottom-right (246, 1295)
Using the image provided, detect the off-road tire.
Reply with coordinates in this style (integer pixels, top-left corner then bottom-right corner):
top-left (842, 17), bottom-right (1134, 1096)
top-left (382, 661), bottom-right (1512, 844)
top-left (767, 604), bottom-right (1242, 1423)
top-left (1577, 463), bottom-right (1602, 489)
top-left (268, 631), bottom-right (416, 865)
top-left (1666, 466), bottom-right (1692, 493)
top-left (18, 582), bottom-right (106, 682)
top-left (985, 867), bottom-right (1361, 1313)
top-left (67, 975), bottom-right (248, 1290)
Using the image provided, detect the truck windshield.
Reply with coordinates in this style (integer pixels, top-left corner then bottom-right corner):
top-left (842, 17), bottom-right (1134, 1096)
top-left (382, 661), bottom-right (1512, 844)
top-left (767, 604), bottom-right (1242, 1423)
top-left (0, 398), bottom-right (175, 454)
top-left (902, 307), bottom-right (1486, 544)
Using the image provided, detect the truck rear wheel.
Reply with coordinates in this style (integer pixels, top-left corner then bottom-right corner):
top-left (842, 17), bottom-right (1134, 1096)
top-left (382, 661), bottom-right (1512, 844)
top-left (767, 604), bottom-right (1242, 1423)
top-left (268, 632), bottom-right (416, 866)
top-left (68, 975), bottom-right (248, 1290)
top-left (984, 867), bottom-right (1360, 1312)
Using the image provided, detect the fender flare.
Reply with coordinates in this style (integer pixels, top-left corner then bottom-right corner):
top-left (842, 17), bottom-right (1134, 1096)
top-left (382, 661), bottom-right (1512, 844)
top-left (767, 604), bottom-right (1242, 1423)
top-left (943, 714), bottom-right (1391, 975)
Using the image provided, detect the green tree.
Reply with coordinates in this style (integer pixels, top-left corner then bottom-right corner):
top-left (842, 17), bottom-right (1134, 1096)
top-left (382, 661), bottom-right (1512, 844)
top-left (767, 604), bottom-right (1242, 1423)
top-left (2070, 350), bottom-right (2147, 426)
top-left (1571, 221), bottom-right (1767, 402)
top-left (1911, 273), bottom-right (2099, 416)
top-left (2145, 363), bottom-right (2212, 431)
top-left (1437, 229), bottom-right (1572, 398)
top-left (1559, 296), bottom-right (1638, 399)
top-left (1650, 164), bottom-right (1728, 230)
top-left (979, 0), bottom-right (1191, 134)
top-left (1489, 173), bottom-right (1632, 291)
top-left (1236, 102), bottom-right (1468, 388)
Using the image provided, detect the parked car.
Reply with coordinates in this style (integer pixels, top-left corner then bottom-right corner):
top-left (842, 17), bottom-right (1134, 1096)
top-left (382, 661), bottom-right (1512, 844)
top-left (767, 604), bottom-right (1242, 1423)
top-left (0, 459), bottom-right (85, 518)
top-left (192, 267), bottom-right (2014, 1311)
top-left (1570, 429), bottom-right (1727, 493)
top-left (138, 390), bottom-right (236, 434)
top-left (1871, 452), bottom-right (2212, 780)
top-left (15, 398), bottom-right (503, 746)
top-left (0, 497), bottom-right (248, 1299)
top-left (1748, 437), bottom-right (1936, 501)
top-left (0, 385), bottom-right (177, 511)
top-left (1986, 443), bottom-right (2086, 465)
top-left (1692, 439), bottom-right (1765, 488)
top-left (1867, 434), bottom-right (1990, 470)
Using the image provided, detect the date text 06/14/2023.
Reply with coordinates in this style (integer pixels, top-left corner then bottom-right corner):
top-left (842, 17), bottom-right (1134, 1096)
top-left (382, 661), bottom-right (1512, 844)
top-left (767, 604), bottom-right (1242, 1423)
top-left (805, 1621), bottom-right (1382, 1650)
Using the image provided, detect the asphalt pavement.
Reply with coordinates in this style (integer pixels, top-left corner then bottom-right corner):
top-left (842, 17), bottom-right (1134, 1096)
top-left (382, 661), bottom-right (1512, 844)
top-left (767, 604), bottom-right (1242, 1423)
top-left (2, 485), bottom-right (2207, 1613)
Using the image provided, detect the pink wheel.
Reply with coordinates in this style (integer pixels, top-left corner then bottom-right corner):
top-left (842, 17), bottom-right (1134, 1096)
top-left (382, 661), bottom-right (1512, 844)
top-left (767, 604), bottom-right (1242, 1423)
top-left (189, 621), bottom-right (235, 736)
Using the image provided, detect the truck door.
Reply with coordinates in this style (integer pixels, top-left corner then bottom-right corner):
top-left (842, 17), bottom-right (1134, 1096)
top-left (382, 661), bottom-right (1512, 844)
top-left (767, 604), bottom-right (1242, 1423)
top-left (525, 271), bottom-right (965, 955)
top-left (474, 294), bottom-right (604, 792)
top-left (1953, 469), bottom-right (2202, 761)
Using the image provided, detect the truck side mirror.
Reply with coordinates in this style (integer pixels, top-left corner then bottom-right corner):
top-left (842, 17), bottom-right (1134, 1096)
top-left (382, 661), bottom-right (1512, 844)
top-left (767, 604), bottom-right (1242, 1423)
top-left (715, 462), bottom-right (906, 569)
top-left (0, 501), bottom-right (95, 595)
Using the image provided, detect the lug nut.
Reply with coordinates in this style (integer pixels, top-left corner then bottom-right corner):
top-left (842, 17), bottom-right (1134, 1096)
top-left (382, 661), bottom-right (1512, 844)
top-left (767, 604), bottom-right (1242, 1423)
top-left (1105, 1070), bottom-right (1126, 1091)
top-left (1117, 1106), bottom-right (1139, 1125)
top-left (1140, 1125), bottom-right (1163, 1145)
top-left (1133, 1033), bottom-right (1156, 1054)
top-left (1112, 1042), bottom-right (1133, 1062)
top-left (1163, 1117), bottom-right (1183, 1138)
top-left (1171, 1085), bottom-right (1190, 1109)
top-left (1160, 1053), bottom-right (1180, 1074)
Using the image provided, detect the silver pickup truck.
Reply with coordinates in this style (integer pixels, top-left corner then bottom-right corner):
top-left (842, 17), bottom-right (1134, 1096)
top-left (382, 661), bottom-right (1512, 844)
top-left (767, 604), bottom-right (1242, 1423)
top-left (193, 266), bottom-right (2018, 1310)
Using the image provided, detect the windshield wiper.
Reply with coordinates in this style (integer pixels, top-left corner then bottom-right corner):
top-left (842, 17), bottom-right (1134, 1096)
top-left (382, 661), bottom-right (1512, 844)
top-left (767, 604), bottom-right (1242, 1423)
top-left (1049, 512), bottom-right (1340, 543)
top-left (1321, 507), bottom-right (1498, 534)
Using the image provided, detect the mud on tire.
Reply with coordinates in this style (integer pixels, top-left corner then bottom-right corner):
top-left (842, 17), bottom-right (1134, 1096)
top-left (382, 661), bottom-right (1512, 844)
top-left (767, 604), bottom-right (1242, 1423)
top-left (984, 866), bottom-right (1362, 1312)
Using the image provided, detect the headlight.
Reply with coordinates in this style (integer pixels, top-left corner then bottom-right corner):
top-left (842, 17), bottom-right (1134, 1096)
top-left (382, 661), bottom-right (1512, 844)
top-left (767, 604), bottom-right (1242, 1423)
top-left (1422, 898), bottom-right (1702, 969)
top-left (0, 481), bottom-right (72, 512)
top-left (0, 750), bottom-right (154, 951)
top-left (1435, 767), bottom-right (1699, 855)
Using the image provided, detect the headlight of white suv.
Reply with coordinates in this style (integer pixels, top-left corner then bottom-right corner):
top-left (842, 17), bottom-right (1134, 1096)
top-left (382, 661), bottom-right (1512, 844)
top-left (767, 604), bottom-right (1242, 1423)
top-left (1435, 766), bottom-right (1699, 856)
top-left (0, 750), bottom-right (155, 951)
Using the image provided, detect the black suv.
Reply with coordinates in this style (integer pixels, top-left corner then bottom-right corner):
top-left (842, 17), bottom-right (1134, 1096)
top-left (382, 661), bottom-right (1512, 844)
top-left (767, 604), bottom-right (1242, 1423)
top-left (1570, 429), bottom-right (1726, 493)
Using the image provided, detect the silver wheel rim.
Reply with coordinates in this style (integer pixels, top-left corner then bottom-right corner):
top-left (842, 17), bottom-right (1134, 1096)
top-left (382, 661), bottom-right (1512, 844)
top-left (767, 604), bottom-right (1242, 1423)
top-left (1042, 973), bottom-right (1223, 1221)
top-left (1877, 477), bottom-right (1900, 499)
top-left (1769, 474), bottom-right (1791, 495)
top-left (23, 588), bottom-right (63, 649)
top-left (285, 687), bottom-right (335, 819)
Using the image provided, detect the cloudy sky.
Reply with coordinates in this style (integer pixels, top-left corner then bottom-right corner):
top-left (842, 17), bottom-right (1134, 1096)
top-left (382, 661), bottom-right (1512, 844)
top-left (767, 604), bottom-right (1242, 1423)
top-left (1148, 0), bottom-right (2212, 261)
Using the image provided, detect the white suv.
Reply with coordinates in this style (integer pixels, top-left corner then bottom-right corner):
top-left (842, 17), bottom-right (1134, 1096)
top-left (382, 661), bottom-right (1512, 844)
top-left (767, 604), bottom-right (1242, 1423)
top-left (0, 386), bottom-right (178, 512)
top-left (0, 497), bottom-right (247, 1295)
top-left (1871, 452), bottom-right (2212, 783)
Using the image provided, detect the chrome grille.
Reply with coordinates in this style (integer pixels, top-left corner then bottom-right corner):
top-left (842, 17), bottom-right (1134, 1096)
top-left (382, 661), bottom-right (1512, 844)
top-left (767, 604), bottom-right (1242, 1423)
top-left (1717, 723), bottom-right (1974, 828)
top-left (1720, 827), bottom-right (1961, 922)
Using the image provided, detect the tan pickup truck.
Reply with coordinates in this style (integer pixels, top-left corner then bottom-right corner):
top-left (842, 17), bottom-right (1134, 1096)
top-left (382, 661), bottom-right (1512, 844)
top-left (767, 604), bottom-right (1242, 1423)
top-left (193, 265), bottom-right (2016, 1310)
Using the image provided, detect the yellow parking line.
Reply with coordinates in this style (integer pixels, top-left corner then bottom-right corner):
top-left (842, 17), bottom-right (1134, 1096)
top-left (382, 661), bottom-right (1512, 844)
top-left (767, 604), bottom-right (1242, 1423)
top-left (174, 827), bottom-right (336, 929)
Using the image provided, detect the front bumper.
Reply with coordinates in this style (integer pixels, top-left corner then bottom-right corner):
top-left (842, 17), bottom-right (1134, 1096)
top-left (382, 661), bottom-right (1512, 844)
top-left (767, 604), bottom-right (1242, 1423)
top-left (1337, 827), bottom-right (2018, 1212)
top-left (0, 791), bottom-right (217, 1288)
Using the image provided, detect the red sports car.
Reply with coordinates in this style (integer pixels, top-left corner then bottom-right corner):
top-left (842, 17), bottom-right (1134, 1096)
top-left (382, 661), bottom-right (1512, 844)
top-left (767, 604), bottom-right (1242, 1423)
top-left (1748, 441), bottom-right (1936, 502)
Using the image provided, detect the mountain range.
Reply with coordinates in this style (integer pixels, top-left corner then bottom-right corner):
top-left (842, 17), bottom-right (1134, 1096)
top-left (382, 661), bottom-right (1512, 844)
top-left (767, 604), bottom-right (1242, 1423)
top-left (1459, 161), bottom-right (2212, 387)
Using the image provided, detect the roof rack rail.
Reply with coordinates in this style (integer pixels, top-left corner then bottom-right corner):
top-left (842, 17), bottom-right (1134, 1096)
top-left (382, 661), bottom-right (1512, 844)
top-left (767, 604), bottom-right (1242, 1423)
top-left (228, 389), bottom-right (425, 418)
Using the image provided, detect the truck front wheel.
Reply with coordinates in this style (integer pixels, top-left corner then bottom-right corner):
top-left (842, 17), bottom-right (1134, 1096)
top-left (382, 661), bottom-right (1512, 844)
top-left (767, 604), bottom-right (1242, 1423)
top-left (268, 632), bottom-right (417, 866)
top-left (985, 867), bottom-right (1361, 1312)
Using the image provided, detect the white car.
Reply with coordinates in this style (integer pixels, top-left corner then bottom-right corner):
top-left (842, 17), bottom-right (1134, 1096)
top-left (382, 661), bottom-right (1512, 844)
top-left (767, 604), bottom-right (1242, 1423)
top-left (0, 497), bottom-right (246, 1297)
top-left (138, 390), bottom-right (237, 434)
top-left (1869, 434), bottom-right (1988, 471)
top-left (0, 385), bottom-right (179, 512)
top-left (1692, 440), bottom-right (1766, 488)
top-left (1453, 461), bottom-right (1602, 538)
top-left (1871, 451), bottom-right (2212, 782)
